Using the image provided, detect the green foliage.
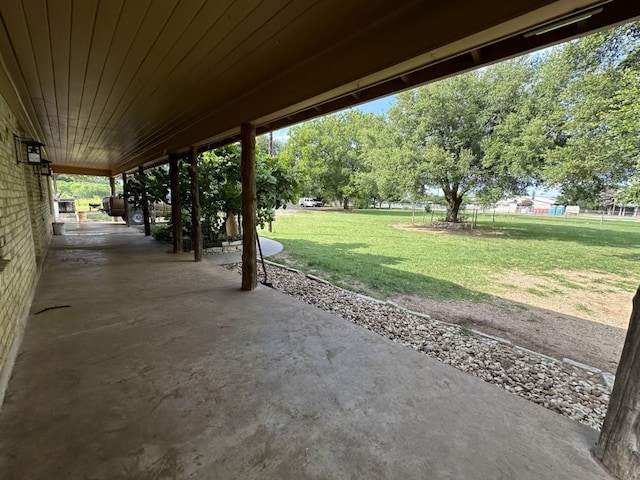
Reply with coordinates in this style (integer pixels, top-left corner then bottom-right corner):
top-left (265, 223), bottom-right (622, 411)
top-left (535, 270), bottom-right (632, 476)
top-left (256, 151), bottom-right (300, 227)
top-left (474, 188), bottom-right (504, 209)
top-left (388, 59), bottom-right (537, 222)
top-left (256, 133), bottom-right (283, 156)
top-left (135, 143), bottom-right (299, 245)
top-left (197, 145), bottom-right (243, 239)
top-left (359, 120), bottom-right (416, 205)
top-left (151, 224), bottom-right (172, 243)
top-left (127, 167), bottom-right (169, 209)
top-left (620, 178), bottom-right (640, 207)
top-left (282, 110), bottom-right (381, 207)
top-left (538, 23), bottom-right (640, 204)
top-left (277, 22), bottom-right (640, 212)
top-left (55, 174), bottom-right (111, 199)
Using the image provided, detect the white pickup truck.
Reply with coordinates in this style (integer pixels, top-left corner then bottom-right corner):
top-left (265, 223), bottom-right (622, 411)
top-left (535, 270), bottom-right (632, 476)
top-left (298, 197), bottom-right (323, 207)
top-left (101, 195), bottom-right (145, 224)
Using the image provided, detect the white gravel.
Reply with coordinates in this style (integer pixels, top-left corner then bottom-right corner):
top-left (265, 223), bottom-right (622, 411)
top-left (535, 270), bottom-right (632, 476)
top-left (240, 262), bottom-right (611, 430)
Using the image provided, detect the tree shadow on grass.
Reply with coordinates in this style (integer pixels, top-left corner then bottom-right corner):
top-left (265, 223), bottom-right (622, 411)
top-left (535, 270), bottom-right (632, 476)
top-left (271, 238), bottom-right (629, 371)
top-left (275, 238), bottom-right (489, 302)
top-left (351, 209), bottom-right (423, 218)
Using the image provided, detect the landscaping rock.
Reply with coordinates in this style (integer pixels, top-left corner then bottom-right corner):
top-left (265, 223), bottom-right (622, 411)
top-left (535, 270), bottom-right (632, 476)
top-left (430, 221), bottom-right (473, 229)
top-left (237, 263), bottom-right (611, 431)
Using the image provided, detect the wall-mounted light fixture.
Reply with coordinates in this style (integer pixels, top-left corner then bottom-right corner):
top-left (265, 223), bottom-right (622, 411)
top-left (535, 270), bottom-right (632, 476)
top-left (40, 159), bottom-right (53, 176)
top-left (524, 6), bottom-right (604, 38)
top-left (14, 134), bottom-right (45, 166)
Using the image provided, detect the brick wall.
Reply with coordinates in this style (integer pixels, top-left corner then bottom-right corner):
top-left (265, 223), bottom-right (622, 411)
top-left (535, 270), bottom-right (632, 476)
top-left (0, 93), bottom-right (52, 406)
top-left (24, 161), bottom-right (53, 257)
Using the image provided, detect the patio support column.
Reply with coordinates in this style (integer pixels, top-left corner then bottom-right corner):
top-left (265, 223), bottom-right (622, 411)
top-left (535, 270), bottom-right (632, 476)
top-left (138, 166), bottom-right (151, 236)
top-left (189, 146), bottom-right (202, 262)
top-left (122, 173), bottom-right (131, 227)
top-left (241, 122), bottom-right (257, 291)
top-left (596, 285), bottom-right (640, 478)
top-left (109, 176), bottom-right (118, 222)
top-left (169, 155), bottom-right (183, 253)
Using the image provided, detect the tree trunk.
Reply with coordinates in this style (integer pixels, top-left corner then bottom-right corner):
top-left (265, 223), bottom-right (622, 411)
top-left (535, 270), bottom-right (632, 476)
top-left (169, 156), bottom-right (183, 253)
top-left (343, 197), bottom-right (349, 210)
top-left (241, 123), bottom-right (257, 291)
top-left (445, 196), bottom-right (463, 222)
top-left (139, 166), bottom-right (151, 236)
top-left (109, 177), bottom-right (117, 222)
top-left (122, 173), bottom-right (130, 227)
top-left (189, 146), bottom-right (202, 262)
top-left (595, 286), bottom-right (640, 479)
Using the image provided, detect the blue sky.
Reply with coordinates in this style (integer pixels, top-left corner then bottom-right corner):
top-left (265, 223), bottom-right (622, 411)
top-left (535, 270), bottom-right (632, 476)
top-left (270, 94), bottom-right (396, 143)
top-left (352, 95), bottom-right (397, 114)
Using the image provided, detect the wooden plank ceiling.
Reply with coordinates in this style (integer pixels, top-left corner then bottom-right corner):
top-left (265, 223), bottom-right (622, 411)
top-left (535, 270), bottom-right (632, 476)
top-left (0, 0), bottom-right (637, 176)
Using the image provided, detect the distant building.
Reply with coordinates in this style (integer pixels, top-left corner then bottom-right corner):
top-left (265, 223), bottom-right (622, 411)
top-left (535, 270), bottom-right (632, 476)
top-left (491, 196), bottom-right (574, 215)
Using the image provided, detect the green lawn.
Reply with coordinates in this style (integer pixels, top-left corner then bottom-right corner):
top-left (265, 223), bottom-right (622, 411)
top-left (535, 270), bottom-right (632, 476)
top-left (261, 209), bottom-right (640, 302)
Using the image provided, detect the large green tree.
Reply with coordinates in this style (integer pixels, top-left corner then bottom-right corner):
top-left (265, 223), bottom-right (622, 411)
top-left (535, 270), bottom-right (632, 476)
top-left (538, 23), bottom-right (640, 205)
top-left (282, 110), bottom-right (380, 208)
top-left (388, 59), bottom-right (538, 222)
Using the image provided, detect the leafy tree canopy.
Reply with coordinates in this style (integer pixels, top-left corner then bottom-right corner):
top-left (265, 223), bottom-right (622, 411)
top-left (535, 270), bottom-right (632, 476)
top-left (388, 58), bottom-right (538, 222)
top-left (129, 143), bottom-right (299, 245)
top-left (281, 110), bottom-right (381, 208)
top-left (279, 21), bottom-right (640, 214)
top-left (55, 174), bottom-right (111, 199)
top-left (538, 23), bottom-right (640, 204)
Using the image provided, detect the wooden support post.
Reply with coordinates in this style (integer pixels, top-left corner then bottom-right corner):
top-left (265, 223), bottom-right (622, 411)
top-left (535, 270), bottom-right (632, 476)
top-left (241, 122), bottom-right (257, 291)
top-left (169, 156), bottom-right (183, 253)
top-left (596, 286), bottom-right (640, 479)
top-left (139, 166), bottom-right (151, 236)
top-left (189, 146), bottom-right (202, 262)
top-left (109, 176), bottom-right (118, 222)
top-left (122, 173), bottom-right (130, 227)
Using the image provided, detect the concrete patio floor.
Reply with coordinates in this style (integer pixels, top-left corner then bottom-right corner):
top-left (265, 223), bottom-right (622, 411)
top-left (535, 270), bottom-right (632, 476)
top-left (0, 223), bottom-right (611, 479)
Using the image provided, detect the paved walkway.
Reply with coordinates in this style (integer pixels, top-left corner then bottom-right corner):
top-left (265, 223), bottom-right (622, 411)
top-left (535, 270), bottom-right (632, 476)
top-left (0, 223), bottom-right (611, 479)
top-left (208, 235), bottom-right (283, 265)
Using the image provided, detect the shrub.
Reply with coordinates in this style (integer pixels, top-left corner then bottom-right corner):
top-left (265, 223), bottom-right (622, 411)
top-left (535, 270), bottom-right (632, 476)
top-left (151, 224), bottom-right (172, 243)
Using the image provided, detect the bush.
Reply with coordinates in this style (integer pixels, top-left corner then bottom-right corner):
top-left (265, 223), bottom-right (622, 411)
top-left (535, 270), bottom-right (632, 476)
top-left (151, 224), bottom-right (172, 243)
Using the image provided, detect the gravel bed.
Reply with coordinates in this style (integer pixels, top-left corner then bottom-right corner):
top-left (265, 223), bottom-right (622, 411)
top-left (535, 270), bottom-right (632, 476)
top-left (239, 263), bottom-right (611, 430)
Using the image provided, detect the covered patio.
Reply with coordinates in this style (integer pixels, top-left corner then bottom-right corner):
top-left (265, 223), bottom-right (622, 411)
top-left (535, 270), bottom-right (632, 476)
top-left (2, 1), bottom-right (640, 478)
top-left (0, 223), bottom-right (609, 478)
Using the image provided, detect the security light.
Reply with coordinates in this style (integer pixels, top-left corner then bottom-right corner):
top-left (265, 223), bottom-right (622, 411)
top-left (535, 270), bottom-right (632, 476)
top-left (524, 6), bottom-right (604, 38)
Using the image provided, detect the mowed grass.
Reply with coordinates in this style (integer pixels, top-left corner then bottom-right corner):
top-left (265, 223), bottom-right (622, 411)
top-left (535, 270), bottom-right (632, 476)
top-left (261, 209), bottom-right (640, 302)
